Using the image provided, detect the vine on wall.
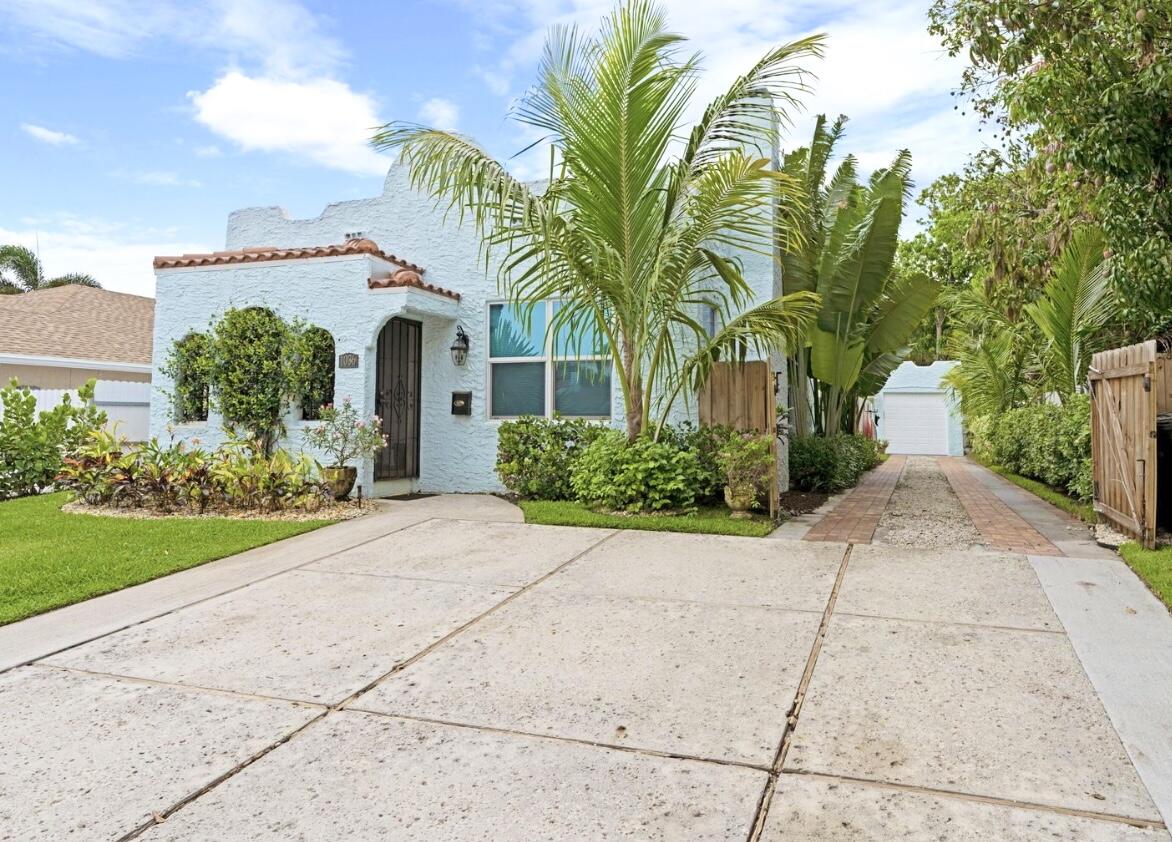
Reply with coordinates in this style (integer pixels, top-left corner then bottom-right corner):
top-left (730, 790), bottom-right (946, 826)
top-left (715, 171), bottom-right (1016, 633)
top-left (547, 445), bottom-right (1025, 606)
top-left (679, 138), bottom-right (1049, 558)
top-left (164, 308), bottom-right (336, 454)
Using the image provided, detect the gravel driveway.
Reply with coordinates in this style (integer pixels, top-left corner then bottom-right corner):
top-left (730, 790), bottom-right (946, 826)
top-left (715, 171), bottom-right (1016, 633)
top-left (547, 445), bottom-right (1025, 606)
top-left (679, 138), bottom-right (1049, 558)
top-left (873, 455), bottom-right (984, 548)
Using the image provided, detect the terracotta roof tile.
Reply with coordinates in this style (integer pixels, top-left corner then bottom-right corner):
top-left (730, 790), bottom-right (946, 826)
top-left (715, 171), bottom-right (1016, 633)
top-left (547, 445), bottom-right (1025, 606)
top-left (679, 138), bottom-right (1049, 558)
top-left (0, 286), bottom-right (154, 364)
top-left (153, 238), bottom-right (425, 274)
top-left (368, 268), bottom-right (460, 301)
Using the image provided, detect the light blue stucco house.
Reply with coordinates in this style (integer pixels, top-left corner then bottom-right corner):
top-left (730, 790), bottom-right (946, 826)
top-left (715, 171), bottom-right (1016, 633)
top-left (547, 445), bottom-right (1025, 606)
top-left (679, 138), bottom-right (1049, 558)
top-left (874, 360), bottom-right (965, 456)
top-left (149, 162), bottom-right (784, 496)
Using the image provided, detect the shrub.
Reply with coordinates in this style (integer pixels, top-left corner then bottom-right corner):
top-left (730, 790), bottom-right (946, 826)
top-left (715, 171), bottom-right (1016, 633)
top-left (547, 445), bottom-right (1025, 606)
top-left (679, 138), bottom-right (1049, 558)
top-left (166, 309), bottom-right (336, 454)
top-left (162, 332), bottom-right (212, 423)
top-left (496, 415), bottom-right (607, 500)
top-left (569, 429), bottom-right (703, 512)
top-left (715, 431), bottom-right (775, 507)
top-left (57, 431), bottom-right (328, 513)
top-left (985, 395), bottom-right (1092, 503)
top-left (0, 379), bottom-right (106, 499)
top-left (660, 421), bottom-right (737, 502)
top-left (789, 434), bottom-right (882, 493)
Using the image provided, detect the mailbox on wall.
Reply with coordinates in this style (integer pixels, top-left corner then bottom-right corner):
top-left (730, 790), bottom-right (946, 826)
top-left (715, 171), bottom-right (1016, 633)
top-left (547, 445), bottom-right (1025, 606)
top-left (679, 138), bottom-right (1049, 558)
top-left (451, 391), bottom-right (472, 415)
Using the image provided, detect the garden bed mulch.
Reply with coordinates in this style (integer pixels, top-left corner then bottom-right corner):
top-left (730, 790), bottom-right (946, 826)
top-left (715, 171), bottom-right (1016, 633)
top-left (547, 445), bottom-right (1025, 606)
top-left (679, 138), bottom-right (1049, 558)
top-left (61, 499), bottom-right (376, 522)
top-left (778, 489), bottom-right (828, 517)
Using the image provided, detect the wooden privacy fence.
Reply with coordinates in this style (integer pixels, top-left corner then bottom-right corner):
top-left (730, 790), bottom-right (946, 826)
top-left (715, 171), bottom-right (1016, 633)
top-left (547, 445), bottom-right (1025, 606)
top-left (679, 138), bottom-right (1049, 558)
top-left (1089, 341), bottom-right (1172, 547)
top-left (698, 361), bottom-right (778, 519)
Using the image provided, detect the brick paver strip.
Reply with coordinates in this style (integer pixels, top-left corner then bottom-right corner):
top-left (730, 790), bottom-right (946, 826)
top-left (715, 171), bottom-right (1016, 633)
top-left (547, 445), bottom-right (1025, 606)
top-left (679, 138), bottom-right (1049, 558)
top-left (938, 457), bottom-right (1064, 556)
top-left (804, 455), bottom-right (907, 544)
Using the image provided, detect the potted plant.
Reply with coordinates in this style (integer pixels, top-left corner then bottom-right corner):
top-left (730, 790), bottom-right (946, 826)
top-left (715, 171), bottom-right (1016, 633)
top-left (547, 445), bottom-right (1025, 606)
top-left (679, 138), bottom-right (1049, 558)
top-left (716, 431), bottom-right (775, 518)
top-left (302, 398), bottom-right (386, 499)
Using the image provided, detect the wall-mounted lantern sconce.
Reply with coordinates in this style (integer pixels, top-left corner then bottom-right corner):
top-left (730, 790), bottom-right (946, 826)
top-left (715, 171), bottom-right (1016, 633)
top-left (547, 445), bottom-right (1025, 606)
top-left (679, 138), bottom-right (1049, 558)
top-left (450, 324), bottom-right (470, 366)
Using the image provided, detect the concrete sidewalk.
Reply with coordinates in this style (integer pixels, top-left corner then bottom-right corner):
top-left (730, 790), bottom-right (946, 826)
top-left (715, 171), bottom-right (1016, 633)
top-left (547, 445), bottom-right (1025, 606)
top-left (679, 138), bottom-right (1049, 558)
top-left (1, 494), bottom-right (1168, 839)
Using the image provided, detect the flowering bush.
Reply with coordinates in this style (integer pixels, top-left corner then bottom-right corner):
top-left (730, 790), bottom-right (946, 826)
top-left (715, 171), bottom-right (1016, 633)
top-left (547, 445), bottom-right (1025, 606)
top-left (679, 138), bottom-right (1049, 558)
top-left (302, 398), bottom-right (386, 467)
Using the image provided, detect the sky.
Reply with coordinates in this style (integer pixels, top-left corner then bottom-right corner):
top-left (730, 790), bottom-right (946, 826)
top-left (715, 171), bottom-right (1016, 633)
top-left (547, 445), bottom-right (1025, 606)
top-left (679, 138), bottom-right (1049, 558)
top-left (1, 0), bottom-right (983, 298)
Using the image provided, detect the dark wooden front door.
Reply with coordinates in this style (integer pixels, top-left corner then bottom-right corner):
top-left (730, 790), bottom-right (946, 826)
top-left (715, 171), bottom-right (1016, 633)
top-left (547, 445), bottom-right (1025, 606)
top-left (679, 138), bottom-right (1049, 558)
top-left (375, 318), bottom-right (421, 480)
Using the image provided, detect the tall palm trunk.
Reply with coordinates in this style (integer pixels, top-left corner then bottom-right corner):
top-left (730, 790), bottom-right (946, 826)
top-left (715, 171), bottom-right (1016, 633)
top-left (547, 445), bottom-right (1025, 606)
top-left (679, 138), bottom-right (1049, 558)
top-left (788, 347), bottom-right (813, 438)
top-left (622, 335), bottom-right (644, 441)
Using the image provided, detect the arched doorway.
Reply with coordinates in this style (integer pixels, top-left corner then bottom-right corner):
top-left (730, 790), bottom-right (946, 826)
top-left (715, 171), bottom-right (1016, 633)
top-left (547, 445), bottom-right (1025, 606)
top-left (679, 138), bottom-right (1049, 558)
top-left (375, 317), bottom-right (422, 480)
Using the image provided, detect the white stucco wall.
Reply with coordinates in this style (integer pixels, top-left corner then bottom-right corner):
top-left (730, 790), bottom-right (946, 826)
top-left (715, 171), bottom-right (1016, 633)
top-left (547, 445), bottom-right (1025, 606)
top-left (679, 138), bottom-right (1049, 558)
top-left (152, 161), bottom-right (787, 493)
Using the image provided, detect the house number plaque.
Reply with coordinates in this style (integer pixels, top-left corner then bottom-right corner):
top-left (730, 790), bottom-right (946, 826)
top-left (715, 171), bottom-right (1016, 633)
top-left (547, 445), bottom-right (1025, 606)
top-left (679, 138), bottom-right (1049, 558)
top-left (338, 352), bottom-right (359, 369)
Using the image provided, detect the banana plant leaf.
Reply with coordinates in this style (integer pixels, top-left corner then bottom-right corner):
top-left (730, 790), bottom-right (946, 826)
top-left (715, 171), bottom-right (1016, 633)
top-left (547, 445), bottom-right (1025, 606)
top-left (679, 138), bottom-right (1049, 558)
top-left (867, 272), bottom-right (941, 354)
top-left (810, 324), bottom-right (865, 388)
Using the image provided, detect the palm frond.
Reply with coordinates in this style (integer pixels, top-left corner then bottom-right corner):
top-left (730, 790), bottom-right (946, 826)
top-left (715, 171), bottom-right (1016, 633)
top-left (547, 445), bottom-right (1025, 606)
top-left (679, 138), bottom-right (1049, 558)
top-left (1024, 227), bottom-right (1112, 397)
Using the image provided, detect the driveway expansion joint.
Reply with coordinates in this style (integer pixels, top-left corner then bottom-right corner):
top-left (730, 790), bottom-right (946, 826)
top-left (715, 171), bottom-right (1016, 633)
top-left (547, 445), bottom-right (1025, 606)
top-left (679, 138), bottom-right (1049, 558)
top-left (747, 543), bottom-right (853, 841)
top-left (344, 708), bottom-right (775, 774)
top-left (783, 769), bottom-right (1168, 831)
top-left (109, 526), bottom-right (621, 840)
top-left (833, 610), bottom-right (1068, 636)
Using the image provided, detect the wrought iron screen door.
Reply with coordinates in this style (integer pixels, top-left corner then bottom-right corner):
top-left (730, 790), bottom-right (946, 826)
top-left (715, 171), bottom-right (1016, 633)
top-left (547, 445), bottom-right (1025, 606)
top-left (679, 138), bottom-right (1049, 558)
top-left (375, 318), bottom-right (422, 480)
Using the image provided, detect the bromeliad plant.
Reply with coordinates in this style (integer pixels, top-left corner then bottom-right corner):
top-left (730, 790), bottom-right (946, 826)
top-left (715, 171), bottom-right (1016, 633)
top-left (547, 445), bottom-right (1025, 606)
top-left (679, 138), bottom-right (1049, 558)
top-left (373, 0), bottom-right (822, 441)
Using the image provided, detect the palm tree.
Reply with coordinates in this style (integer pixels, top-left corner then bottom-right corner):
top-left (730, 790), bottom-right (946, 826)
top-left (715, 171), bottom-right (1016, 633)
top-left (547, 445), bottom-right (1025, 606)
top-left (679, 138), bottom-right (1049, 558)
top-left (372, 0), bottom-right (822, 440)
top-left (781, 116), bottom-right (939, 436)
top-left (1024, 227), bottom-right (1113, 401)
top-left (0, 245), bottom-right (100, 295)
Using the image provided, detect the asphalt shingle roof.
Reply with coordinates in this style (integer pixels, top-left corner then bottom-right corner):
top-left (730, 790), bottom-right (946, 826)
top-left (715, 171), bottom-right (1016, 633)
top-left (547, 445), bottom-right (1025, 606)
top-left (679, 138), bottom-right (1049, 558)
top-left (0, 285), bottom-right (154, 365)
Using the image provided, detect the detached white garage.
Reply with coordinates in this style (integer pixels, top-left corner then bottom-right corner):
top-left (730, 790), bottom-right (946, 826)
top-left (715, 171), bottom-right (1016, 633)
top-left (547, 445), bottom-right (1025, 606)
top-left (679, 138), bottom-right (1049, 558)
top-left (875, 361), bottom-right (965, 456)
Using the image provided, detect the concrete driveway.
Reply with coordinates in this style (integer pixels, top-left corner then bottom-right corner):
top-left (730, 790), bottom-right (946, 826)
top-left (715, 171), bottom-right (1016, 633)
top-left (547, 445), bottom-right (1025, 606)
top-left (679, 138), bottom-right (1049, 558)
top-left (1, 493), bottom-right (1168, 840)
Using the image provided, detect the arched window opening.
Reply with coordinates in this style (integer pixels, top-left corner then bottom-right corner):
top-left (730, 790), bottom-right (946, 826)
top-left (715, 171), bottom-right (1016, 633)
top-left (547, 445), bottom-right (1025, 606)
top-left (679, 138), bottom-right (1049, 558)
top-left (300, 326), bottom-right (336, 420)
top-left (166, 332), bottom-right (211, 422)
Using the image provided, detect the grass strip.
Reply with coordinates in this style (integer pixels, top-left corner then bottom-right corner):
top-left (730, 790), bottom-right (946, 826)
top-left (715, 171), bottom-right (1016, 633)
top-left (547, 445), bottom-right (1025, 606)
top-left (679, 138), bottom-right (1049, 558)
top-left (519, 499), bottom-right (774, 537)
top-left (1117, 543), bottom-right (1172, 610)
top-left (0, 492), bottom-right (332, 625)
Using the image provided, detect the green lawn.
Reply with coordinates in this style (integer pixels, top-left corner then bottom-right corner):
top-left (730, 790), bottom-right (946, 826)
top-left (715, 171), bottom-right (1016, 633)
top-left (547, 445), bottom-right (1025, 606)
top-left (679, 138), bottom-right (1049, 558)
top-left (519, 500), bottom-right (775, 537)
top-left (1117, 543), bottom-right (1172, 610)
top-left (0, 493), bottom-right (332, 625)
top-left (971, 455), bottom-right (1096, 523)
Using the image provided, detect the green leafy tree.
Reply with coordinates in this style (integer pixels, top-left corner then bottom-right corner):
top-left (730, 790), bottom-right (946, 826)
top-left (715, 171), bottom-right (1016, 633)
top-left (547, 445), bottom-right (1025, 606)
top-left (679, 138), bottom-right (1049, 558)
top-left (930, 0), bottom-right (1172, 336)
top-left (0, 245), bottom-right (100, 294)
top-left (372, 0), bottom-right (822, 440)
top-left (781, 116), bottom-right (940, 436)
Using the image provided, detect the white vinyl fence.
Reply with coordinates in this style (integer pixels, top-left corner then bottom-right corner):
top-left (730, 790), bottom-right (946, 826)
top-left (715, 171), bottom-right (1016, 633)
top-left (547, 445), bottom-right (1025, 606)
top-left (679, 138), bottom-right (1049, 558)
top-left (24, 380), bottom-right (151, 441)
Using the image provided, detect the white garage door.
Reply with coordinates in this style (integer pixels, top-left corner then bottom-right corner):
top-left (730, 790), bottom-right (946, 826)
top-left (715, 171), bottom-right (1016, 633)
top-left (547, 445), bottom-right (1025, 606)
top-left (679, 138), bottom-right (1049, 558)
top-left (883, 392), bottom-right (950, 455)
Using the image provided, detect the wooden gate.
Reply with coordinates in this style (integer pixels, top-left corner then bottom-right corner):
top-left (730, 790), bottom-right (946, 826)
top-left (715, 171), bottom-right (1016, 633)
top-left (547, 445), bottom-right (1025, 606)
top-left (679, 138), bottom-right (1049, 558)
top-left (698, 361), bottom-right (778, 519)
top-left (1089, 341), bottom-right (1163, 547)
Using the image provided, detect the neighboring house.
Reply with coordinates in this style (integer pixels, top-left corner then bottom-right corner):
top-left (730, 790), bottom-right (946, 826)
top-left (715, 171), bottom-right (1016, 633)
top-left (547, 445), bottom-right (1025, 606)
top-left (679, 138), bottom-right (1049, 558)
top-left (0, 286), bottom-right (154, 440)
top-left (150, 163), bottom-right (782, 496)
top-left (0, 285), bottom-right (153, 387)
top-left (875, 360), bottom-right (965, 456)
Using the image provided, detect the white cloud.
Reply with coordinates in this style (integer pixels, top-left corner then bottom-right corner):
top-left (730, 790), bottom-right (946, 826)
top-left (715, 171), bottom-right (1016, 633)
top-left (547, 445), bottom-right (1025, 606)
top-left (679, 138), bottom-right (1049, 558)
top-left (0, 0), bottom-right (344, 75)
top-left (0, 215), bottom-right (211, 297)
top-left (3, 0), bottom-right (392, 176)
top-left (194, 144), bottom-right (222, 157)
top-left (454, 0), bottom-right (972, 194)
top-left (111, 170), bottom-right (203, 187)
top-left (20, 123), bottom-right (80, 146)
top-left (418, 97), bottom-right (460, 131)
top-left (189, 71), bottom-right (390, 176)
